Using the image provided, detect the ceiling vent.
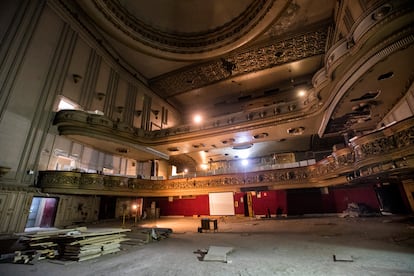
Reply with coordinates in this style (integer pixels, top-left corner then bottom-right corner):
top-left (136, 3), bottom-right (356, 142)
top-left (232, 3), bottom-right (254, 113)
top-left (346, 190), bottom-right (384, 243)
top-left (253, 133), bottom-right (269, 139)
top-left (287, 127), bottom-right (305, 135)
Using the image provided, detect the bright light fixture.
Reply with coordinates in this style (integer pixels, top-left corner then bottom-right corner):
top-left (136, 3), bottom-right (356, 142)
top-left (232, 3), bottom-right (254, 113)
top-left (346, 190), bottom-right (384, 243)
top-left (241, 159), bottom-right (249, 166)
top-left (193, 114), bottom-right (202, 124)
top-left (298, 89), bottom-right (306, 97)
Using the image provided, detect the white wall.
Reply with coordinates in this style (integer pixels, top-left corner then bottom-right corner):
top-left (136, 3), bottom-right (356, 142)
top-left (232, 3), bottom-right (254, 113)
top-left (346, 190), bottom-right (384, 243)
top-left (0, 0), bottom-right (180, 186)
top-left (381, 83), bottom-right (414, 126)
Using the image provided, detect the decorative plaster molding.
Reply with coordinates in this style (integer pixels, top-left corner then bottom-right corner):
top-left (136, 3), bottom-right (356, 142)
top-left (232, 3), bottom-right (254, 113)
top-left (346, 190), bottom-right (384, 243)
top-left (150, 27), bottom-right (328, 97)
top-left (318, 30), bottom-right (414, 137)
top-left (78, 0), bottom-right (288, 60)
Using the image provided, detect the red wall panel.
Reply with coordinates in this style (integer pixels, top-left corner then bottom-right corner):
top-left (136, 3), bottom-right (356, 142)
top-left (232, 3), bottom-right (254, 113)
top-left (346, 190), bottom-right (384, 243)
top-left (155, 195), bottom-right (210, 216)
top-left (146, 186), bottom-right (381, 217)
top-left (252, 191), bottom-right (277, 216)
top-left (234, 192), bottom-right (245, 215)
top-left (331, 186), bottom-right (380, 212)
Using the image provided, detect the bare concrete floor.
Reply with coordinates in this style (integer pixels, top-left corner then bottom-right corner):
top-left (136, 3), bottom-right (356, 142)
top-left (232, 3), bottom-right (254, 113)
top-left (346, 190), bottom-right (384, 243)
top-left (1, 215), bottom-right (414, 276)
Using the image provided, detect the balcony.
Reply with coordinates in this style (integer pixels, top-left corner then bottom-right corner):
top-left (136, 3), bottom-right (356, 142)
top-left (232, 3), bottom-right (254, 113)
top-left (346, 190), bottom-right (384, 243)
top-left (39, 116), bottom-right (414, 196)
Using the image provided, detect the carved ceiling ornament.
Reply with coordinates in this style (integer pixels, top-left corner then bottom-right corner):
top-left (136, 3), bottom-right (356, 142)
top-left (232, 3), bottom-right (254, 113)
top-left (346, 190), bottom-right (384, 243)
top-left (265, 1), bottom-right (301, 37)
top-left (150, 26), bottom-right (328, 97)
top-left (78, 0), bottom-right (291, 60)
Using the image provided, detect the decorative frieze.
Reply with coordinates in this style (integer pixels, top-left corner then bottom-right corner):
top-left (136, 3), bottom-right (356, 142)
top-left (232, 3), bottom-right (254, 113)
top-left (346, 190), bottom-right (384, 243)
top-left (104, 175), bottom-right (129, 189)
top-left (150, 27), bottom-right (328, 97)
top-left (38, 171), bottom-right (81, 189)
top-left (79, 173), bottom-right (104, 189)
top-left (352, 119), bottom-right (414, 162)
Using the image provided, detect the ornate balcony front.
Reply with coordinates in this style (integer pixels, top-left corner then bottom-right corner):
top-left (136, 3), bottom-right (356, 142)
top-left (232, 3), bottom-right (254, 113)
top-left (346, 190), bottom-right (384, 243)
top-left (40, 116), bottom-right (414, 196)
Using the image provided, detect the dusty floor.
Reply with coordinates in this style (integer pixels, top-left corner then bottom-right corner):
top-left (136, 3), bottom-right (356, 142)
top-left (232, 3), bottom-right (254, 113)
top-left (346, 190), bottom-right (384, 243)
top-left (1, 215), bottom-right (414, 276)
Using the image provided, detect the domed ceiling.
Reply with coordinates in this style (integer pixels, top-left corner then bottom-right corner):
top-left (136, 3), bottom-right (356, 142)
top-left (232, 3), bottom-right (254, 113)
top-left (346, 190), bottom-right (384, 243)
top-left (70, 0), bottom-right (341, 167)
top-left (77, 0), bottom-right (289, 60)
top-left (69, 0), bottom-right (414, 171)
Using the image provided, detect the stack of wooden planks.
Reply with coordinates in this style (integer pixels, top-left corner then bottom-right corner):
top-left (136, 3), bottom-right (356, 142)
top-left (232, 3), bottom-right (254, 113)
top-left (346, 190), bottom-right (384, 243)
top-left (15, 228), bottom-right (78, 263)
top-left (58, 228), bottom-right (130, 261)
top-left (14, 227), bottom-right (130, 263)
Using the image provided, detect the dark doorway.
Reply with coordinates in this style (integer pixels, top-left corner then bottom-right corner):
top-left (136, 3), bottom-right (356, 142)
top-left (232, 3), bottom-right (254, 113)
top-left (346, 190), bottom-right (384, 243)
top-left (99, 196), bottom-right (116, 219)
top-left (286, 188), bottom-right (324, 215)
top-left (243, 193), bottom-right (253, 217)
top-left (375, 183), bottom-right (408, 214)
top-left (26, 197), bottom-right (58, 229)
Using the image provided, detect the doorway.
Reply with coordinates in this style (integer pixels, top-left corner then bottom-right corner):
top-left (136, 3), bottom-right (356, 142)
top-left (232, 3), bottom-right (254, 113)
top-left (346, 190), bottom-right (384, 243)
top-left (375, 183), bottom-right (408, 214)
top-left (26, 197), bottom-right (59, 229)
top-left (99, 196), bottom-right (117, 219)
top-left (243, 193), bottom-right (254, 217)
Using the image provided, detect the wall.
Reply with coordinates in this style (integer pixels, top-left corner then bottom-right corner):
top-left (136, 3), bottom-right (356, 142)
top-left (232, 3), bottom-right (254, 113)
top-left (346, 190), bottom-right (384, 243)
top-left (234, 190), bottom-right (287, 216)
top-left (0, 189), bottom-right (102, 233)
top-left (381, 82), bottom-right (414, 126)
top-left (54, 194), bottom-right (100, 227)
top-left (115, 197), bottom-right (142, 221)
top-left (146, 191), bottom-right (288, 217)
top-left (38, 134), bottom-right (139, 176)
top-left (0, 190), bottom-right (33, 233)
top-left (251, 190), bottom-right (287, 216)
top-left (152, 196), bottom-right (210, 217)
top-left (331, 185), bottom-right (380, 212)
top-left (142, 186), bottom-right (382, 217)
top-left (0, 0), bottom-right (180, 188)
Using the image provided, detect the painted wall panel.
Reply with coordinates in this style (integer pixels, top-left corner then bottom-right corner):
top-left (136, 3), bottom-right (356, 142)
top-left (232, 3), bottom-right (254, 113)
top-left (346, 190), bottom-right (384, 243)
top-left (209, 192), bottom-right (235, 216)
top-left (0, 0), bottom-right (24, 43)
top-left (251, 191), bottom-right (278, 216)
top-left (63, 39), bottom-right (90, 105)
top-left (154, 195), bottom-right (209, 217)
top-left (90, 62), bottom-right (110, 113)
top-left (7, 9), bottom-right (63, 119)
top-left (332, 186), bottom-right (380, 212)
top-left (0, 111), bottom-right (30, 176)
top-left (39, 133), bottom-right (56, 170)
top-left (0, 192), bottom-right (28, 233)
top-left (114, 78), bottom-right (128, 121)
top-left (54, 195), bottom-right (100, 227)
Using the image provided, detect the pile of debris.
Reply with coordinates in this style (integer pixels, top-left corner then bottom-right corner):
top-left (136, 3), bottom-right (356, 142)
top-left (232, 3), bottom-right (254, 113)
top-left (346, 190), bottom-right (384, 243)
top-left (57, 228), bottom-right (130, 261)
top-left (1, 227), bottom-right (131, 264)
top-left (340, 202), bottom-right (379, 218)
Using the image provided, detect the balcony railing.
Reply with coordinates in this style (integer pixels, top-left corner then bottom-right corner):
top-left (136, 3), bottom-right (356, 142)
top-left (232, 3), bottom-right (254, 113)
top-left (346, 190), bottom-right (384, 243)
top-left (39, 116), bottom-right (414, 196)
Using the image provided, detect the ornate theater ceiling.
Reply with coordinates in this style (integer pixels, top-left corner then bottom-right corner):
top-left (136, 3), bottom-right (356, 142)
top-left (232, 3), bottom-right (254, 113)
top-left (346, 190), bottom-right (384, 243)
top-left (65, 0), bottom-right (414, 168)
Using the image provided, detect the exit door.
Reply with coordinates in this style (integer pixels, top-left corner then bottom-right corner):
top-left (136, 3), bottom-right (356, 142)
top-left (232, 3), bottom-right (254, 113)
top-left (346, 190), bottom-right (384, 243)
top-left (26, 197), bottom-right (58, 229)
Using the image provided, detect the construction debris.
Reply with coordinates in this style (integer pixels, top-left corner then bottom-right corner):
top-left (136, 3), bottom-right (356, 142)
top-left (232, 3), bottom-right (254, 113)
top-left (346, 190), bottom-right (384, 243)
top-left (333, 254), bottom-right (354, 262)
top-left (11, 227), bottom-right (131, 263)
top-left (140, 227), bottom-right (172, 242)
top-left (340, 202), bottom-right (379, 218)
top-left (194, 246), bottom-right (233, 263)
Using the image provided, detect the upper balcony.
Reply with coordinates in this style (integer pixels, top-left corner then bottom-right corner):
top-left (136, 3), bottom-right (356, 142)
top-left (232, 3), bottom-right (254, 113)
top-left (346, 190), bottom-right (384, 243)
top-left (39, 116), bottom-right (414, 196)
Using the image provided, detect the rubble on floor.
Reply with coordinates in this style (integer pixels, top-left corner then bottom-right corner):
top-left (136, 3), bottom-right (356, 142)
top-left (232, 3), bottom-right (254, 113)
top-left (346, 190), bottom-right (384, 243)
top-left (1, 226), bottom-right (173, 265)
top-left (194, 246), bottom-right (233, 263)
top-left (4, 227), bottom-right (130, 263)
top-left (340, 202), bottom-right (379, 218)
top-left (333, 254), bottom-right (354, 262)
